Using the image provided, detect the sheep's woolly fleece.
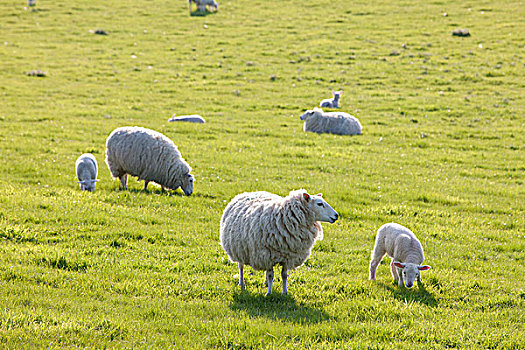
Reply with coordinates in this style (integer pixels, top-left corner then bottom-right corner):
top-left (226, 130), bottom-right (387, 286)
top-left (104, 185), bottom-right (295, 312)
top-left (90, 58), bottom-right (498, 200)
top-left (105, 126), bottom-right (192, 191)
top-left (220, 190), bottom-right (325, 272)
top-left (300, 107), bottom-right (362, 136)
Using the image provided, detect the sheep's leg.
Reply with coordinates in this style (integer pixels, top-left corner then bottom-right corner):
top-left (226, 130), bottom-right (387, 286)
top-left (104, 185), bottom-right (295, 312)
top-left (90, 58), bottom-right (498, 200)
top-left (369, 250), bottom-right (385, 280)
top-left (144, 181), bottom-right (149, 191)
top-left (119, 174), bottom-right (128, 189)
top-left (369, 259), bottom-right (380, 280)
top-left (281, 267), bottom-right (288, 295)
top-left (238, 263), bottom-right (245, 289)
top-left (390, 260), bottom-right (399, 282)
top-left (265, 269), bottom-right (274, 296)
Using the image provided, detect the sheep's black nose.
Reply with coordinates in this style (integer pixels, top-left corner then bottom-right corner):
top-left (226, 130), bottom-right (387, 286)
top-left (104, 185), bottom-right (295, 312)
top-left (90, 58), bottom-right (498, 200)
top-left (335, 213), bottom-right (339, 220)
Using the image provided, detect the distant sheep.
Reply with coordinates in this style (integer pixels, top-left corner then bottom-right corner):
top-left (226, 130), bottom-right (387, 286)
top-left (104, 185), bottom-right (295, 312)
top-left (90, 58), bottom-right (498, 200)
top-left (320, 90), bottom-right (342, 108)
top-left (189, 0), bottom-right (218, 13)
top-left (369, 223), bottom-right (431, 288)
top-left (220, 190), bottom-right (339, 295)
top-left (168, 114), bottom-right (206, 123)
top-left (105, 126), bottom-right (194, 195)
top-left (300, 107), bottom-right (362, 136)
top-left (75, 153), bottom-right (99, 192)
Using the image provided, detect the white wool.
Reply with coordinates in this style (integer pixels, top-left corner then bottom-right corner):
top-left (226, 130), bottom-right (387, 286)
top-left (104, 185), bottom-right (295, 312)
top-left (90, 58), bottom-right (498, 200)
top-left (220, 189), bottom-right (338, 295)
top-left (369, 223), bottom-right (431, 288)
top-left (300, 107), bottom-right (362, 136)
top-left (168, 115), bottom-right (206, 123)
top-left (105, 126), bottom-right (194, 195)
top-left (75, 153), bottom-right (98, 191)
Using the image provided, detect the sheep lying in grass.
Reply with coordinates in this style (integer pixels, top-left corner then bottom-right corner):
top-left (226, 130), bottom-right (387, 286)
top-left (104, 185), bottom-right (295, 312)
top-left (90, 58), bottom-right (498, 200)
top-left (300, 107), bottom-right (362, 136)
top-left (105, 126), bottom-right (194, 195)
top-left (168, 114), bottom-right (206, 123)
top-left (320, 90), bottom-right (342, 108)
top-left (369, 223), bottom-right (431, 288)
top-left (220, 190), bottom-right (339, 295)
top-left (75, 153), bottom-right (99, 191)
top-left (189, 0), bottom-right (218, 13)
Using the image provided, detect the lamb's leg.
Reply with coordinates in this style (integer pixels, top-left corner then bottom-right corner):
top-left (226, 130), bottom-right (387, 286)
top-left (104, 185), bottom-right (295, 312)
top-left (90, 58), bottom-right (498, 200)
top-left (265, 269), bottom-right (274, 296)
top-left (119, 174), bottom-right (128, 189)
top-left (144, 181), bottom-right (149, 191)
top-left (369, 249), bottom-right (385, 280)
top-left (281, 267), bottom-right (288, 295)
top-left (238, 263), bottom-right (245, 289)
top-left (390, 260), bottom-right (399, 282)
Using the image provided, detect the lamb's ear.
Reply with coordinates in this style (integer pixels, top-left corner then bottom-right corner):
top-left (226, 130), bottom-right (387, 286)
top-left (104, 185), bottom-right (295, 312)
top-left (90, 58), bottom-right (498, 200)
top-left (316, 193), bottom-right (323, 197)
top-left (418, 265), bottom-right (431, 271)
top-left (393, 262), bottom-right (406, 269)
top-left (303, 193), bottom-right (311, 202)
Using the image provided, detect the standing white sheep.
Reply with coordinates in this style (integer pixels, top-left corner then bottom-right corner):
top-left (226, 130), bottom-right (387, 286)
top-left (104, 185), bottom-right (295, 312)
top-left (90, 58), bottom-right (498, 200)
top-left (220, 190), bottom-right (339, 295)
top-left (105, 126), bottom-right (194, 195)
top-left (189, 0), bottom-right (218, 13)
top-left (76, 153), bottom-right (99, 191)
top-left (320, 90), bottom-right (343, 108)
top-left (300, 107), bottom-right (362, 136)
top-left (369, 223), bottom-right (431, 288)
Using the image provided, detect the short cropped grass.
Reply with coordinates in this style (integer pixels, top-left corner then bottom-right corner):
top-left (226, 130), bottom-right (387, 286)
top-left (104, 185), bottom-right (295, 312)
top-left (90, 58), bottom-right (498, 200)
top-left (0, 0), bottom-right (524, 348)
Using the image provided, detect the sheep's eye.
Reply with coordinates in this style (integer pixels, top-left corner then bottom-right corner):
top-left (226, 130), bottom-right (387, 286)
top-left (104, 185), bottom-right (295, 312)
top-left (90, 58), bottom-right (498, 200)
top-left (316, 202), bottom-right (324, 207)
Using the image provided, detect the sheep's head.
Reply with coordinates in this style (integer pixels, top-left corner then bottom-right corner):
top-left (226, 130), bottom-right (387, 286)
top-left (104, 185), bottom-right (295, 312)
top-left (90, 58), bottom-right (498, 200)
top-left (211, 0), bottom-right (218, 9)
top-left (78, 179), bottom-right (98, 192)
top-left (300, 107), bottom-right (323, 121)
top-left (332, 90), bottom-right (343, 100)
top-left (180, 173), bottom-right (194, 196)
top-left (393, 262), bottom-right (431, 288)
top-left (301, 192), bottom-right (339, 224)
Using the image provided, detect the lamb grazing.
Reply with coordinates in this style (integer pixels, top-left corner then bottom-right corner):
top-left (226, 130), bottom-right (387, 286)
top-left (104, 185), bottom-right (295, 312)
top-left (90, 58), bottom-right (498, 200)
top-left (105, 126), bottom-right (194, 195)
top-left (220, 190), bottom-right (339, 296)
top-left (75, 153), bottom-right (99, 192)
top-left (320, 90), bottom-right (343, 108)
top-left (300, 107), bottom-right (362, 136)
top-left (369, 223), bottom-right (431, 288)
top-left (189, 0), bottom-right (218, 13)
top-left (168, 114), bottom-right (206, 123)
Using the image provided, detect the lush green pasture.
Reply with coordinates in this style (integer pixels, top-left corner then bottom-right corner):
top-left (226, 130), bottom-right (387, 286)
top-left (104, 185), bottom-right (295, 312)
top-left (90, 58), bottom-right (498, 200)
top-left (0, 0), bottom-right (524, 348)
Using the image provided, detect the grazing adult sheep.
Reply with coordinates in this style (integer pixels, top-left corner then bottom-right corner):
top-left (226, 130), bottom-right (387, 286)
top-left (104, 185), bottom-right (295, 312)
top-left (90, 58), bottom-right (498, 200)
top-left (220, 190), bottom-right (339, 295)
top-left (189, 0), bottom-right (218, 13)
top-left (320, 90), bottom-right (343, 108)
top-left (75, 153), bottom-right (99, 192)
top-left (300, 107), bottom-right (362, 136)
top-left (369, 223), bottom-right (431, 288)
top-left (168, 114), bottom-right (206, 123)
top-left (105, 126), bottom-right (194, 195)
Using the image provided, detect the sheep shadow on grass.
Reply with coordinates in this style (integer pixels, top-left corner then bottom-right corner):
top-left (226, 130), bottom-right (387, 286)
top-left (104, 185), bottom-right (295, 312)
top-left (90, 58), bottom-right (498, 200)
top-left (190, 10), bottom-right (217, 17)
top-left (378, 281), bottom-right (438, 307)
top-left (118, 187), bottom-right (186, 197)
top-left (229, 290), bottom-right (331, 324)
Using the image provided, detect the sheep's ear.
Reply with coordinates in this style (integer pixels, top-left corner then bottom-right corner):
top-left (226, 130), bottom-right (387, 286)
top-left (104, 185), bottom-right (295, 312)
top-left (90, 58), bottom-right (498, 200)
top-left (418, 265), bottom-right (431, 271)
top-left (303, 193), bottom-right (310, 202)
top-left (393, 262), bottom-right (405, 269)
top-left (316, 193), bottom-right (323, 197)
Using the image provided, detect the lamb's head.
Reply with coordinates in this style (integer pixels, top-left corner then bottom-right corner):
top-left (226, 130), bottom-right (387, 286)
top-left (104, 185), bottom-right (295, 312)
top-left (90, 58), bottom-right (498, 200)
top-left (332, 90), bottom-right (342, 101)
top-left (301, 192), bottom-right (339, 223)
top-left (180, 173), bottom-right (194, 196)
top-left (393, 262), bottom-right (431, 288)
top-left (300, 107), bottom-right (323, 121)
top-left (210, 0), bottom-right (218, 9)
top-left (78, 179), bottom-right (98, 192)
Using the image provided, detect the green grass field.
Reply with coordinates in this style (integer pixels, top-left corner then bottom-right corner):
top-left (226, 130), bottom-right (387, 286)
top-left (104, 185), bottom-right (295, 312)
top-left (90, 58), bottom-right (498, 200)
top-left (1, 0), bottom-right (524, 348)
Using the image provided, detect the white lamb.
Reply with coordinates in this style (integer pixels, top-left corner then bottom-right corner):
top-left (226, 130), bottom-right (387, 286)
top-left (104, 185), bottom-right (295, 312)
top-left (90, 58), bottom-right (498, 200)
top-left (300, 107), bottom-right (362, 136)
top-left (189, 0), bottom-right (218, 13)
top-left (168, 114), bottom-right (206, 123)
top-left (75, 153), bottom-right (99, 192)
top-left (320, 90), bottom-right (343, 108)
top-left (220, 190), bottom-right (339, 295)
top-left (369, 223), bottom-right (431, 288)
top-left (105, 126), bottom-right (194, 195)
